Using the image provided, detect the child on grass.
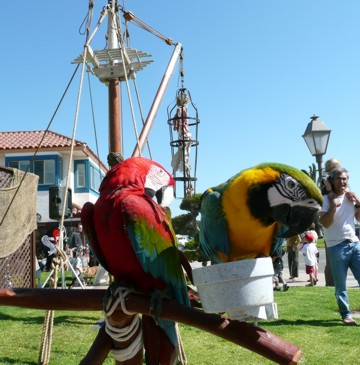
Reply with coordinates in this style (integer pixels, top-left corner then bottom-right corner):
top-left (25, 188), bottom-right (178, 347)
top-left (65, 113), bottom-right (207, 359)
top-left (301, 232), bottom-right (319, 286)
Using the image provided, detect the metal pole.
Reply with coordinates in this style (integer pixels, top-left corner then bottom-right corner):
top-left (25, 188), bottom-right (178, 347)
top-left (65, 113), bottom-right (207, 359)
top-left (315, 154), bottom-right (323, 185)
top-left (316, 154), bottom-right (334, 286)
top-left (132, 43), bottom-right (182, 157)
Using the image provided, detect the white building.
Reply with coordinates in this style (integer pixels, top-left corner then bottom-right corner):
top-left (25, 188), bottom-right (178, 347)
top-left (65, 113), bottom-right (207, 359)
top-left (176, 234), bottom-right (194, 250)
top-left (0, 130), bottom-right (107, 223)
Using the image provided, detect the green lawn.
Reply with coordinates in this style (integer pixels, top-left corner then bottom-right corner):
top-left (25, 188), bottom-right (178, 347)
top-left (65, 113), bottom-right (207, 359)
top-left (316, 237), bottom-right (325, 248)
top-left (38, 270), bottom-right (93, 289)
top-left (0, 286), bottom-right (359, 364)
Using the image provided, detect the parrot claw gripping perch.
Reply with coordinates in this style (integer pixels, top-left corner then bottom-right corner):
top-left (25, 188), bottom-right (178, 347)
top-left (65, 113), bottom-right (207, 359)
top-left (149, 289), bottom-right (167, 325)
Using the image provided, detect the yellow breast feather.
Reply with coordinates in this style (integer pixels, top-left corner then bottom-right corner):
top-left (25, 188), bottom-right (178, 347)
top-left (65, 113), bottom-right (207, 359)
top-left (222, 167), bottom-right (280, 260)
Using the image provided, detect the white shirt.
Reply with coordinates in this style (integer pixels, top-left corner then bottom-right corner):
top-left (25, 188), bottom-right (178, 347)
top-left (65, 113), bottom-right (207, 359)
top-left (321, 194), bottom-right (358, 247)
top-left (302, 243), bottom-right (319, 266)
top-left (41, 235), bottom-right (57, 256)
top-left (73, 256), bottom-right (83, 275)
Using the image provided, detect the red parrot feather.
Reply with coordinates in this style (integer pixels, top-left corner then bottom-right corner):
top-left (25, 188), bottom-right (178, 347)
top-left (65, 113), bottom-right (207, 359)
top-left (81, 157), bottom-right (190, 364)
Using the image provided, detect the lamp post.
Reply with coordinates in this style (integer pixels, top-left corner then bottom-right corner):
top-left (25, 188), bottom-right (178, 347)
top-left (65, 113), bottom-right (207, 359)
top-left (302, 114), bottom-right (333, 286)
top-left (302, 114), bottom-right (331, 183)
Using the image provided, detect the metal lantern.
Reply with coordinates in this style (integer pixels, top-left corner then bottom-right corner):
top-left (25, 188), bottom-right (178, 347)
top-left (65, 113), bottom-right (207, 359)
top-left (302, 114), bottom-right (331, 179)
top-left (167, 88), bottom-right (200, 198)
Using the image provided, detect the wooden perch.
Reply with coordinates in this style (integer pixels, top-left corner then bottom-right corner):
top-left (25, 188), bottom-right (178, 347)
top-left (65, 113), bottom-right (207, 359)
top-left (0, 288), bottom-right (301, 364)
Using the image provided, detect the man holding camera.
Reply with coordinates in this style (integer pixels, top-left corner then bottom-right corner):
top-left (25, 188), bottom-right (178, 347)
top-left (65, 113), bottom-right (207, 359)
top-left (320, 166), bottom-right (360, 326)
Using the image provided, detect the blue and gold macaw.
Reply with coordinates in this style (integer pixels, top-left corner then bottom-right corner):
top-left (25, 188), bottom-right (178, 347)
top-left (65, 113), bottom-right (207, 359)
top-left (199, 163), bottom-right (323, 263)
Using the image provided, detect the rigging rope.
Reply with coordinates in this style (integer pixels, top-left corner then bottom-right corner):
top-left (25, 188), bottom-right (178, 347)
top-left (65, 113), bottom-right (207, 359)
top-left (38, 250), bottom-right (66, 365)
top-left (108, 5), bottom-right (143, 157)
top-left (120, 7), bottom-right (174, 46)
top-left (119, 4), bottom-right (153, 158)
top-left (78, 0), bottom-right (94, 38)
top-left (39, 3), bottom-right (95, 363)
top-left (86, 70), bottom-right (103, 179)
top-left (38, 57), bottom-right (87, 364)
top-left (0, 65), bottom-right (80, 229)
top-left (37, 3), bottom-right (180, 362)
top-left (132, 78), bottom-right (152, 159)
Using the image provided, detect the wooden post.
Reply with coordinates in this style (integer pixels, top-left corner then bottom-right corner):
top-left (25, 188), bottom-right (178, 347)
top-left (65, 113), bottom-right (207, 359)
top-left (108, 79), bottom-right (121, 154)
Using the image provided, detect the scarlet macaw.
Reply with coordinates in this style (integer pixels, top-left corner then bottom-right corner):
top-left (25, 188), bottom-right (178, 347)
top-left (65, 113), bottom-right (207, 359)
top-left (81, 157), bottom-right (189, 364)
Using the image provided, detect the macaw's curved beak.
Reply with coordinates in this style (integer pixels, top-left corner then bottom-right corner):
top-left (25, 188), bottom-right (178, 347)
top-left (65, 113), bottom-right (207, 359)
top-left (155, 185), bottom-right (174, 207)
top-left (271, 201), bottom-right (321, 238)
top-left (145, 187), bottom-right (156, 198)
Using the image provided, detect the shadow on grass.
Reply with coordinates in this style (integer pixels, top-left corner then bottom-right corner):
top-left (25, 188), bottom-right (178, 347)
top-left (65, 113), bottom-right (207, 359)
top-left (0, 357), bottom-right (36, 365)
top-left (263, 318), bottom-right (343, 328)
top-left (0, 312), bottom-right (99, 326)
top-left (0, 312), bottom-right (45, 324)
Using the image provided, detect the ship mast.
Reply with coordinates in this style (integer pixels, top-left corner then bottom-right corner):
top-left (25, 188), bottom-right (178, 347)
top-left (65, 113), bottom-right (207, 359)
top-left (73, 0), bottom-right (153, 164)
top-left (73, 0), bottom-right (182, 166)
top-left (107, 0), bottom-right (121, 155)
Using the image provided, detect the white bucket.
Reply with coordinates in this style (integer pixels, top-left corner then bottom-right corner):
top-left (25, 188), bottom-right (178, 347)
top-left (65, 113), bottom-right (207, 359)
top-left (93, 264), bottom-right (110, 286)
top-left (193, 257), bottom-right (276, 320)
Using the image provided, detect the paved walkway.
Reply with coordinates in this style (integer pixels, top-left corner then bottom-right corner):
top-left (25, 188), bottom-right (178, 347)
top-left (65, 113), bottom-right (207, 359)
top-left (283, 248), bottom-right (359, 288)
top-left (190, 249), bottom-right (359, 288)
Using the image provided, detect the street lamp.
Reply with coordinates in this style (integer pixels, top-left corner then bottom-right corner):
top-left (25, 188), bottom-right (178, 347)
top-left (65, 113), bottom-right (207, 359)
top-left (302, 114), bottom-right (333, 286)
top-left (302, 114), bottom-right (331, 181)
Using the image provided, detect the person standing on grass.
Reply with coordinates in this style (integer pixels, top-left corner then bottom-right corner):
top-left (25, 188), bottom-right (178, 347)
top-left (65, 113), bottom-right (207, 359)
top-left (319, 166), bottom-right (360, 326)
top-left (69, 248), bottom-right (86, 288)
top-left (271, 246), bottom-right (289, 292)
top-left (70, 223), bottom-right (83, 257)
top-left (286, 234), bottom-right (301, 280)
top-left (301, 232), bottom-right (319, 286)
top-left (41, 226), bottom-right (60, 271)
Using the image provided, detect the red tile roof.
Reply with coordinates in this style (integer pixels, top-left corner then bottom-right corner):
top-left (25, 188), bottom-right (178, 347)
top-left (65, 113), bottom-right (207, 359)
top-left (0, 130), bottom-right (85, 150)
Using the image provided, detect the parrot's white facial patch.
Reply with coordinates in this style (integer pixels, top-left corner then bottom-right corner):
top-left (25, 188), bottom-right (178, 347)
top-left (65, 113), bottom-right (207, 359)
top-left (145, 165), bottom-right (171, 194)
top-left (268, 174), bottom-right (308, 207)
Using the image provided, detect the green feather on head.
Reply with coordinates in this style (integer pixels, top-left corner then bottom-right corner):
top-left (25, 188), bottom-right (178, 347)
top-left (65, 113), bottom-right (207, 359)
top-left (256, 162), bottom-right (323, 205)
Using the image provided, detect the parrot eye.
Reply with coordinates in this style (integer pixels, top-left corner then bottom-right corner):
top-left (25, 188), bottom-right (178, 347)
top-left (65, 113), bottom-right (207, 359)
top-left (145, 165), bottom-right (171, 194)
top-left (287, 178), bottom-right (296, 190)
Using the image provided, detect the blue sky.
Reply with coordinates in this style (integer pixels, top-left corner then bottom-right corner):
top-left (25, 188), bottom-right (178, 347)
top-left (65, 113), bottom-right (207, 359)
top-left (2, 1), bottom-right (360, 216)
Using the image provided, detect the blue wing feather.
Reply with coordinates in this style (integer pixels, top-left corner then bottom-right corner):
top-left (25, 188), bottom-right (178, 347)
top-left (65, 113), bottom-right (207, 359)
top-left (270, 223), bottom-right (287, 256)
top-left (125, 197), bottom-right (190, 347)
top-left (126, 213), bottom-right (189, 305)
top-left (199, 189), bottom-right (231, 263)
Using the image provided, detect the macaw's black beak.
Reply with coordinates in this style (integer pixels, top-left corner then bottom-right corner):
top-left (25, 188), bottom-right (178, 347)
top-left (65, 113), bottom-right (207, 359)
top-left (155, 187), bottom-right (164, 204)
top-left (145, 187), bottom-right (156, 198)
top-left (156, 185), bottom-right (175, 207)
top-left (271, 202), bottom-right (321, 238)
top-left (146, 186), bottom-right (174, 207)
